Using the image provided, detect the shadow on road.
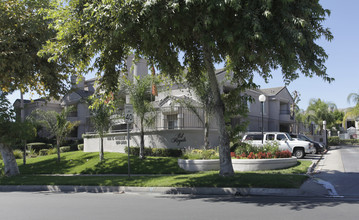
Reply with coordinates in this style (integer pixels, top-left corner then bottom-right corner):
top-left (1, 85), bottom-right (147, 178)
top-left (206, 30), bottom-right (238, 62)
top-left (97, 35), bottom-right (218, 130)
top-left (159, 194), bottom-right (359, 211)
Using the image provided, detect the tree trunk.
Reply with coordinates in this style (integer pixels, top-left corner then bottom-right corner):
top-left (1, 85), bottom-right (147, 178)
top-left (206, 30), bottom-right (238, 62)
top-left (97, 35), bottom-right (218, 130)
top-left (204, 110), bottom-right (209, 150)
top-left (56, 139), bottom-right (61, 163)
top-left (0, 143), bottom-right (20, 176)
top-left (20, 91), bottom-right (26, 165)
top-left (139, 118), bottom-right (145, 159)
top-left (203, 46), bottom-right (234, 176)
top-left (99, 137), bottom-right (104, 161)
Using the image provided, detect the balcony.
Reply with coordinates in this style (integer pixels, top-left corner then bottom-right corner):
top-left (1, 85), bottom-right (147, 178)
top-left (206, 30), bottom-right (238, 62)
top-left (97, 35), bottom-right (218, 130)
top-left (279, 110), bottom-right (293, 122)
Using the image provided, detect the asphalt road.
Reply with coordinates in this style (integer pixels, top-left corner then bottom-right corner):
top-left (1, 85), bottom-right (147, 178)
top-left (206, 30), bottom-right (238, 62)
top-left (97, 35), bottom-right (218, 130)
top-left (0, 192), bottom-right (359, 220)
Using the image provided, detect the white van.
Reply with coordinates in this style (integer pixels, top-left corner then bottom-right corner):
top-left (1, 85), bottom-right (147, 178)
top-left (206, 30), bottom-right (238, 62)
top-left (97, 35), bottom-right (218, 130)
top-left (242, 132), bottom-right (315, 159)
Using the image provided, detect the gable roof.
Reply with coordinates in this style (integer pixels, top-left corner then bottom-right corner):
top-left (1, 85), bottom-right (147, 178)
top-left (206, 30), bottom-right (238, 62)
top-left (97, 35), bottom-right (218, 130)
top-left (259, 87), bottom-right (286, 96)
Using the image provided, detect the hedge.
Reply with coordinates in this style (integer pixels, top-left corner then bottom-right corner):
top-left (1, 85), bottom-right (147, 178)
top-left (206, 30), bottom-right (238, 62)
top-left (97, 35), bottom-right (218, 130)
top-left (124, 147), bottom-right (182, 157)
top-left (77, 144), bottom-right (84, 151)
top-left (60, 146), bottom-right (71, 153)
top-left (328, 136), bottom-right (359, 146)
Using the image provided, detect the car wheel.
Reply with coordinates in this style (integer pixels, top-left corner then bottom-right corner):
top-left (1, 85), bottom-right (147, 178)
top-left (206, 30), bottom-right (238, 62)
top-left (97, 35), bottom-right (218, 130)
top-left (314, 147), bottom-right (318, 154)
top-left (293, 149), bottom-right (305, 159)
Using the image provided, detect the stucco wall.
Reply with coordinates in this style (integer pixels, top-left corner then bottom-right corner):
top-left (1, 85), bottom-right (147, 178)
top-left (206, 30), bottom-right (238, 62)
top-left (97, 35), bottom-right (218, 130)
top-left (84, 129), bottom-right (220, 153)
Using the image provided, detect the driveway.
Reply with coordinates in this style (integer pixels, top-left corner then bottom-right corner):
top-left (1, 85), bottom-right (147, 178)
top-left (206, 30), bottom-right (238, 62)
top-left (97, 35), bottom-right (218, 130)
top-left (313, 145), bottom-right (359, 197)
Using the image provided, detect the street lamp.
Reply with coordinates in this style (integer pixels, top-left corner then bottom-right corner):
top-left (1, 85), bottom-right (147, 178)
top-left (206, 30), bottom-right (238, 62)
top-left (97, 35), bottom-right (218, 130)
top-left (259, 94), bottom-right (266, 144)
top-left (323, 120), bottom-right (327, 150)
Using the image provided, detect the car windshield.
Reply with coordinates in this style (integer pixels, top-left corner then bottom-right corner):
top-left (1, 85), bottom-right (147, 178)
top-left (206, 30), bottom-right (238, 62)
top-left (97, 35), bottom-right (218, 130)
top-left (299, 135), bottom-right (311, 141)
top-left (284, 133), bottom-right (293, 141)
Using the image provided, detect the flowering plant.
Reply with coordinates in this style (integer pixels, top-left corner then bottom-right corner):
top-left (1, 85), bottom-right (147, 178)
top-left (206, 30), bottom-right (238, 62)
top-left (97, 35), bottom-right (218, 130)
top-left (231, 150), bottom-right (292, 159)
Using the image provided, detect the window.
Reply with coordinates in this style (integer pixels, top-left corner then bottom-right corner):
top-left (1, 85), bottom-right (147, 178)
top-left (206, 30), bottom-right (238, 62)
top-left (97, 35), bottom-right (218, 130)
top-left (245, 134), bottom-right (262, 141)
top-left (277, 134), bottom-right (287, 141)
top-left (167, 114), bottom-right (178, 129)
top-left (266, 134), bottom-right (275, 140)
top-left (247, 100), bottom-right (251, 112)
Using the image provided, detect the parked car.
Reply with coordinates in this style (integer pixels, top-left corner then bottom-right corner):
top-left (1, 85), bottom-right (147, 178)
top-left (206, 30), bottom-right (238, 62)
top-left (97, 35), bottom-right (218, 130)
top-left (242, 132), bottom-right (316, 159)
top-left (289, 134), bottom-right (325, 154)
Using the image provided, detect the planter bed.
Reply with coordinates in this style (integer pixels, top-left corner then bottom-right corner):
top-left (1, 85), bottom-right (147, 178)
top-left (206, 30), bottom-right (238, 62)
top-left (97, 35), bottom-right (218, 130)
top-left (231, 157), bottom-right (297, 171)
top-left (177, 159), bottom-right (220, 172)
top-left (178, 157), bottom-right (297, 172)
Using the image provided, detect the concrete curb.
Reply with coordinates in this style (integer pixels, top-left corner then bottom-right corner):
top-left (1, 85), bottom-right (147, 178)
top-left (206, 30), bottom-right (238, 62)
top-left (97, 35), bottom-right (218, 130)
top-left (0, 185), bottom-right (306, 197)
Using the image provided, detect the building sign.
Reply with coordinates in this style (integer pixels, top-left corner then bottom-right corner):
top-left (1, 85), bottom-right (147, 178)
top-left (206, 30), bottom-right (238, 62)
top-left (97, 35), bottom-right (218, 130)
top-left (107, 136), bottom-right (127, 145)
top-left (171, 133), bottom-right (186, 146)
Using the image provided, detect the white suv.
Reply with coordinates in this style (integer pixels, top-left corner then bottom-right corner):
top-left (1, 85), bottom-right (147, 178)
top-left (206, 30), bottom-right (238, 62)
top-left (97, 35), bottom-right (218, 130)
top-left (242, 132), bottom-right (315, 159)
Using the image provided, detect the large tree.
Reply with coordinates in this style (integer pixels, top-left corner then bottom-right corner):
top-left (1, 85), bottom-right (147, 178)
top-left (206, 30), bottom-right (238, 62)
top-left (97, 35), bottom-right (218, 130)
top-left (0, 92), bottom-right (19, 176)
top-left (0, 0), bottom-right (69, 97)
top-left (43, 0), bottom-right (333, 176)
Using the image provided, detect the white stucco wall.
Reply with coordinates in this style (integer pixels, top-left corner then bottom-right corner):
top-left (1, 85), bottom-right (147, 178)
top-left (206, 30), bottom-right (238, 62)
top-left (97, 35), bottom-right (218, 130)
top-left (84, 129), bottom-right (221, 153)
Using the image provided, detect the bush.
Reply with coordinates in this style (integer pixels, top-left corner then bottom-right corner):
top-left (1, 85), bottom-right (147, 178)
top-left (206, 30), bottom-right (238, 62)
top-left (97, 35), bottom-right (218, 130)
top-left (13, 149), bottom-right (23, 159)
top-left (182, 149), bottom-right (219, 159)
top-left (39, 149), bottom-right (49, 156)
top-left (124, 147), bottom-right (182, 157)
top-left (230, 142), bottom-right (239, 152)
top-left (234, 142), bottom-right (279, 156)
top-left (341, 139), bottom-right (359, 145)
top-left (77, 144), bottom-right (84, 151)
top-left (60, 146), bottom-right (71, 153)
top-left (231, 142), bottom-right (292, 159)
top-left (27, 142), bottom-right (49, 152)
top-left (47, 148), bottom-right (57, 155)
top-left (328, 137), bottom-right (340, 146)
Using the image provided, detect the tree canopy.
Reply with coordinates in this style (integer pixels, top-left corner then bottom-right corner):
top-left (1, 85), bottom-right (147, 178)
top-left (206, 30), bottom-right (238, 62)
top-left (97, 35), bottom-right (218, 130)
top-left (0, 0), bottom-right (68, 97)
top-left (42, 0), bottom-right (333, 175)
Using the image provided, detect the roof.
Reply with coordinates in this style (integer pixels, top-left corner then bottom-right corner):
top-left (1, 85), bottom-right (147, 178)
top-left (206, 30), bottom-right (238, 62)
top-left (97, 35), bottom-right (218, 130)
top-left (259, 87), bottom-right (286, 96)
top-left (73, 90), bottom-right (94, 98)
top-left (13, 98), bottom-right (61, 107)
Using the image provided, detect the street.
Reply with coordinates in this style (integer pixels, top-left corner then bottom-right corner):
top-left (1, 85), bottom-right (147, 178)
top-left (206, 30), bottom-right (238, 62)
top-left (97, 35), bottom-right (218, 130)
top-left (1, 146), bottom-right (359, 220)
top-left (0, 192), bottom-right (359, 220)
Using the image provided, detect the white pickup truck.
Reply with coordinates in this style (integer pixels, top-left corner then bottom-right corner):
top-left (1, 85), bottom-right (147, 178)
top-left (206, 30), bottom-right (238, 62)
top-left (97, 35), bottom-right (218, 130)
top-left (242, 132), bottom-right (316, 159)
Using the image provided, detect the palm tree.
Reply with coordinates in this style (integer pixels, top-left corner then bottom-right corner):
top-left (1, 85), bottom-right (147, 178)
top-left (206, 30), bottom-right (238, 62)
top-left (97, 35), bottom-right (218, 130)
top-left (32, 108), bottom-right (79, 162)
top-left (90, 102), bottom-right (112, 161)
top-left (343, 92), bottom-right (359, 129)
top-left (125, 75), bottom-right (156, 159)
top-left (306, 98), bottom-right (336, 133)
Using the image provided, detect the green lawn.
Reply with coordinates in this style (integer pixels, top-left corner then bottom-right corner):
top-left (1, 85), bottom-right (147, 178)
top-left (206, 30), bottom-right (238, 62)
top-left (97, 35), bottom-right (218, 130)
top-left (0, 151), bottom-right (311, 188)
top-left (16, 151), bottom-right (188, 175)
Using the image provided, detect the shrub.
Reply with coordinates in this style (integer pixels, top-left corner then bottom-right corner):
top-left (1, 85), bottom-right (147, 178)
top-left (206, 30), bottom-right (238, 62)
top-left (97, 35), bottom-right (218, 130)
top-left (124, 147), bottom-right (182, 157)
top-left (182, 149), bottom-right (219, 159)
top-left (60, 146), bottom-right (71, 153)
top-left (47, 148), bottom-right (57, 155)
top-left (328, 137), bottom-right (340, 146)
top-left (275, 150), bottom-right (292, 158)
top-left (234, 142), bottom-right (279, 156)
top-left (26, 143), bottom-right (50, 152)
top-left (77, 144), bottom-right (84, 151)
top-left (231, 142), bottom-right (291, 159)
top-left (13, 149), bottom-right (23, 159)
top-left (341, 139), bottom-right (359, 145)
top-left (39, 149), bottom-right (49, 156)
top-left (230, 142), bottom-right (239, 152)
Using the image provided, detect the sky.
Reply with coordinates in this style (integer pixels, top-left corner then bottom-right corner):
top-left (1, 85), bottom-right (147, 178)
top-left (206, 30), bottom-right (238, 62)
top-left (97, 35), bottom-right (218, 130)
top-left (252, 0), bottom-right (359, 110)
top-left (7, 0), bottom-right (359, 111)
